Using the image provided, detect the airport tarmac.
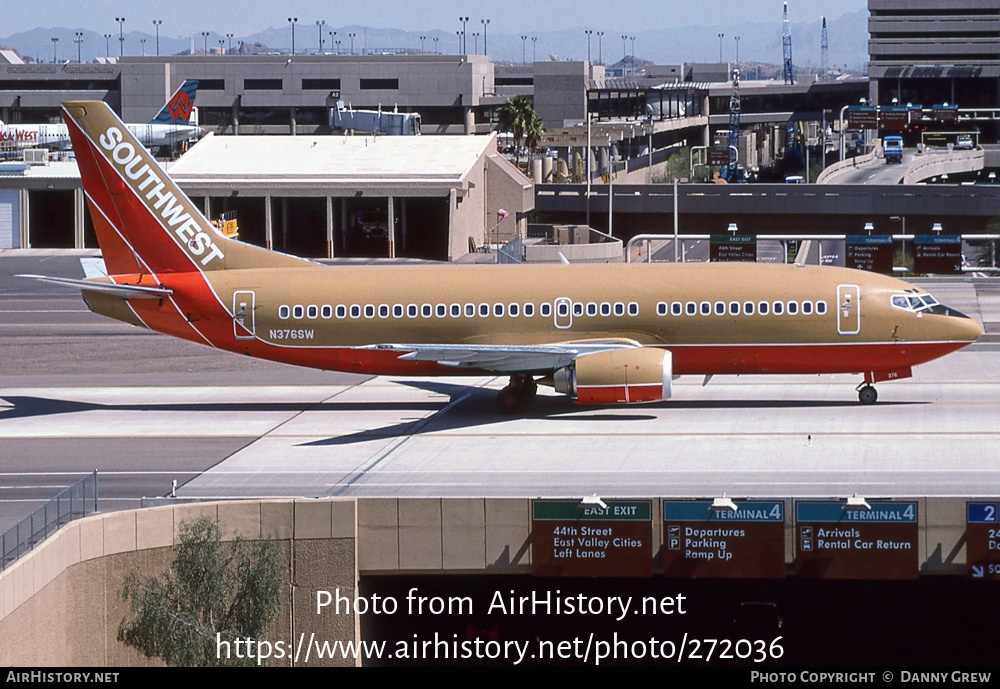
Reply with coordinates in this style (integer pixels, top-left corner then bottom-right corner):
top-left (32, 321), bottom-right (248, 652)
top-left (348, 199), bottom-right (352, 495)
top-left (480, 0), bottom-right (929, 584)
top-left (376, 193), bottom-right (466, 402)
top-left (2, 252), bottom-right (999, 534)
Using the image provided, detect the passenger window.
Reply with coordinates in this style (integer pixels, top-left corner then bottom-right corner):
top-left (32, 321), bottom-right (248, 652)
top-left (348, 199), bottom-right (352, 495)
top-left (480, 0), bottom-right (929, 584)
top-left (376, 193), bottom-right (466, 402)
top-left (421, 304), bottom-right (433, 318)
top-left (378, 304), bottom-right (389, 318)
top-left (392, 304), bottom-right (404, 318)
top-left (802, 301), bottom-right (813, 315)
top-left (573, 302), bottom-right (584, 317)
top-left (743, 301), bottom-right (754, 315)
top-left (787, 301), bottom-right (798, 315)
top-left (614, 302), bottom-right (625, 317)
top-left (336, 305), bottom-right (347, 319)
top-left (479, 303), bottom-right (490, 317)
top-left (293, 305), bottom-right (304, 319)
top-left (758, 301), bottom-right (769, 316)
top-left (465, 303), bottom-right (476, 317)
top-left (307, 305), bottom-right (318, 319)
top-left (494, 303), bottom-right (505, 317)
top-left (350, 305), bottom-right (361, 318)
top-left (685, 302), bottom-right (696, 316)
top-left (278, 305), bottom-right (290, 319)
top-left (557, 302), bottom-right (569, 317)
top-left (407, 304), bottom-right (418, 318)
top-left (541, 303), bottom-right (552, 317)
top-left (816, 301), bottom-right (827, 315)
top-left (364, 304), bottom-right (375, 318)
top-left (671, 302), bottom-right (682, 316)
top-left (601, 302), bottom-right (612, 317)
top-left (321, 305), bottom-right (333, 319)
top-left (729, 301), bottom-right (739, 316)
top-left (656, 302), bottom-right (667, 317)
top-left (700, 301), bottom-right (711, 316)
top-left (436, 304), bottom-right (447, 318)
top-left (523, 303), bottom-right (535, 317)
top-left (509, 303), bottom-right (520, 317)
top-left (715, 301), bottom-right (725, 316)
top-left (450, 304), bottom-right (461, 317)
top-left (773, 301), bottom-right (783, 315)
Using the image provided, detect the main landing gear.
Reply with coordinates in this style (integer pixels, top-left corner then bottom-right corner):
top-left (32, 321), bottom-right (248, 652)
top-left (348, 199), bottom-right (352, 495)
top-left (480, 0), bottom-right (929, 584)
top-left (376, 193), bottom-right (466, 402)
top-left (856, 383), bottom-right (878, 405)
top-left (496, 374), bottom-right (538, 413)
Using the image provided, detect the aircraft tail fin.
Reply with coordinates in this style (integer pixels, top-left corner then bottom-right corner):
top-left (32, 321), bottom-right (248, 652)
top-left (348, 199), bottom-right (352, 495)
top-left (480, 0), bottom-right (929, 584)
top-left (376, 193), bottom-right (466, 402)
top-left (62, 100), bottom-right (314, 276)
top-left (148, 80), bottom-right (199, 125)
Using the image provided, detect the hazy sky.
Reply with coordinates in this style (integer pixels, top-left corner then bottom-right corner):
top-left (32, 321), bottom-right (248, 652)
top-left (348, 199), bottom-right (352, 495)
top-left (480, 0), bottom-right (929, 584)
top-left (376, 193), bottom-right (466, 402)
top-left (5, 0), bottom-right (869, 36)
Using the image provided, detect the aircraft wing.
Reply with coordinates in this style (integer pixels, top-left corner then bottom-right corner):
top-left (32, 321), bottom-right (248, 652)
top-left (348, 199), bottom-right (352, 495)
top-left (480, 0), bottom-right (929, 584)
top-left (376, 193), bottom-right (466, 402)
top-left (16, 275), bottom-right (173, 300)
top-left (366, 339), bottom-right (644, 373)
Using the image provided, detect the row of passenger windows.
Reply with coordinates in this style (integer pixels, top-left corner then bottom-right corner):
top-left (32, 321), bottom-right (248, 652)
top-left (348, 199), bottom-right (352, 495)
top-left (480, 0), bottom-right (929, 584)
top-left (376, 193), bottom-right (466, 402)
top-left (654, 300), bottom-right (828, 317)
top-left (277, 301), bottom-right (642, 321)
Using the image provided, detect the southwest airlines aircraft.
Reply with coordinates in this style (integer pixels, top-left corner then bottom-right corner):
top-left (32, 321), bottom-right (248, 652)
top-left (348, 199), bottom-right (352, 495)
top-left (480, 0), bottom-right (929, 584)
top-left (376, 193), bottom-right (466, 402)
top-left (21, 101), bottom-right (982, 411)
top-left (0, 81), bottom-right (200, 151)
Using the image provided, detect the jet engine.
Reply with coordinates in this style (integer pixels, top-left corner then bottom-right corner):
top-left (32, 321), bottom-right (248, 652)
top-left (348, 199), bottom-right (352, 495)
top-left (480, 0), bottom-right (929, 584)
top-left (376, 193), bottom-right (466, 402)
top-left (554, 347), bottom-right (672, 405)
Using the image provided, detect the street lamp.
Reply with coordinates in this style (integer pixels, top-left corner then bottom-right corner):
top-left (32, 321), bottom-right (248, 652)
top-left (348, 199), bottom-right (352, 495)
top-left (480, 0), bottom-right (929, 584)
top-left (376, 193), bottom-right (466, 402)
top-left (152, 20), bottom-right (162, 56)
top-left (74, 31), bottom-right (83, 63)
top-left (717, 33), bottom-right (724, 63)
top-left (734, 35), bottom-right (740, 70)
top-left (51, 37), bottom-right (58, 63)
top-left (103, 33), bottom-right (111, 58)
top-left (316, 19), bottom-right (325, 54)
top-left (335, 39), bottom-right (341, 54)
top-left (201, 32), bottom-right (209, 54)
top-left (287, 17), bottom-right (297, 55)
top-left (630, 35), bottom-right (635, 58)
top-left (227, 33), bottom-right (234, 53)
top-left (218, 39), bottom-right (224, 55)
top-left (349, 32), bottom-right (356, 55)
top-left (420, 35), bottom-right (426, 52)
top-left (585, 29), bottom-right (592, 63)
top-left (433, 36), bottom-right (439, 53)
top-left (141, 38), bottom-right (147, 56)
top-left (330, 31), bottom-right (337, 54)
top-left (532, 36), bottom-right (537, 63)
top-left (115, 17), bottom-right (125, 56)
top-left (481, 18), bottom-right (489, 56)
top-left (597, 31), bottom-right (604, 64)
top-left (521, 35), bottom-right (526, 64)
top-left (621, 34), bottom-right (627, 61)
top-left (472, 32), bottom-right (479, 54)
top-left (459, 17), bottom-right (468, 53)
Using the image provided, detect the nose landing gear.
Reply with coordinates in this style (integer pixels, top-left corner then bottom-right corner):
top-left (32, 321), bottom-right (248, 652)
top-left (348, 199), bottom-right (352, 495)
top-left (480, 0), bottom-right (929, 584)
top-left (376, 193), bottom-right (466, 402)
top-left (496, 374), bottom-right (538, 413)
top-left (856, 383), bottom-right (878, 405)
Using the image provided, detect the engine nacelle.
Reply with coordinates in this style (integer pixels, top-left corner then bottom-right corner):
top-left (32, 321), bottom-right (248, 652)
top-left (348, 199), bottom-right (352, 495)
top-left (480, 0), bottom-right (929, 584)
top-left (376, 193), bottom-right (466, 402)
top-left (554, 347), bottom-right (672, 405)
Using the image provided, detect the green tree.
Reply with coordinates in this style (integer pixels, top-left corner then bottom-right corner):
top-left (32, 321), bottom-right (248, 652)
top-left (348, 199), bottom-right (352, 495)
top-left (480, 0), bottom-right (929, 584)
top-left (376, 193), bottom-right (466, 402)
top-left (497, 96), bottom-right (545, 153)
top-left (118, 515), bottom-right (284, 667)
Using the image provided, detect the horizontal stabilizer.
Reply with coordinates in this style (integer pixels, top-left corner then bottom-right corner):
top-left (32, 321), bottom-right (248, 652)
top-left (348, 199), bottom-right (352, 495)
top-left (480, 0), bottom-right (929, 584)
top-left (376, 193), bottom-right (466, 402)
top-left (16, 274), bottom-right (172, 300)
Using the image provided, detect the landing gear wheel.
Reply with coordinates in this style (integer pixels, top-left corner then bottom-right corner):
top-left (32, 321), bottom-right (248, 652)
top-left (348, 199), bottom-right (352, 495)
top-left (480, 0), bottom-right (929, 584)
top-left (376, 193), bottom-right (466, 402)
top-left (857, 385), bottom-right (878, 405)
top-left (495, 375), bottom-right (537, 413)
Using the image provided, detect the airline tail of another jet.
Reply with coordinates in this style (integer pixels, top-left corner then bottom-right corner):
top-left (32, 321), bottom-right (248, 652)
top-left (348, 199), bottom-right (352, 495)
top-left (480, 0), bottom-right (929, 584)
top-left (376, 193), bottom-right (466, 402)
top-left (148, 80), bottom-right (199, 126)
top-left (62, 100), bottom-right (314, 276)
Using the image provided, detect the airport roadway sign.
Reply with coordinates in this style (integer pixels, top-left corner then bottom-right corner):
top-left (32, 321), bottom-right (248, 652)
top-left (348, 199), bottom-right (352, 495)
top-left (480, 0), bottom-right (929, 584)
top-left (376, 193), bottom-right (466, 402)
top-left (914, 235), bottom-right (962, 275)
top-left (966, 502), bottom-right (1000, 581)
top-left (661, 500), bottom-right (785, 578)
top-left (531, 500), bottom-right (653, 577)
top-left (710, 234), bottom-right (757, 262)
top-left (845, 235), bottom-right (894, 274)
top-left (794, 501), bottom-right (918, 580)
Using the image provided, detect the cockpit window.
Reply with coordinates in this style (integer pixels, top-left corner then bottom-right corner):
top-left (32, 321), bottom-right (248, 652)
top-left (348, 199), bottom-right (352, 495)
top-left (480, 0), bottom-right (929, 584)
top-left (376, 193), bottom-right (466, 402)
top-left (891, 292), bottom-right (964, 318)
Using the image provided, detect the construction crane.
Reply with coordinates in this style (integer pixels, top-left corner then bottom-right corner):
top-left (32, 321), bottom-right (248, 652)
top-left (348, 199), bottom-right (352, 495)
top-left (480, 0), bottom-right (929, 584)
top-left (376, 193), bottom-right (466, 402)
top-left (820, 16), bottom-right (829, 78)
top-left (782, 2), bottom-right (794, 85)
top-left (723, 68), bottom-right (742, 182)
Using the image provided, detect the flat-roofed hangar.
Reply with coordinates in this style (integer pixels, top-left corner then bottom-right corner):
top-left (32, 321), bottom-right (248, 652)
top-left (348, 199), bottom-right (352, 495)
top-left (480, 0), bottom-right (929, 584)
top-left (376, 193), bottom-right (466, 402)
top-left (0, 132), bottom-right (533, 260)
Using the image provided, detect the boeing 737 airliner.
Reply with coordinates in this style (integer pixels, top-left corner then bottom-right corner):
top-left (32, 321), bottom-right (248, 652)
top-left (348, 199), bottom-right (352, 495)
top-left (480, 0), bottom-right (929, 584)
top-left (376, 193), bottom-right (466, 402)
top-left (20, 101), bottom-right (982, 411)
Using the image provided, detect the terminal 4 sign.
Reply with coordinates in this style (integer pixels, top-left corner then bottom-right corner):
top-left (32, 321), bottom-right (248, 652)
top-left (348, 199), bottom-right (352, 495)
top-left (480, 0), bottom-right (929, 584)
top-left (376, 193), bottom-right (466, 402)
top-left (794, 501), bottom-right (918, 580)
top-left (845, 235), bottom-right (894, 273)
top-left (662, 500), bottom-right (785, 578)
top-left (966, 502), bottom-right (1000, 580)
top-left (914, 235), bottom-right (962, 275)
top-left (532, 500), bottom-right (653, 577)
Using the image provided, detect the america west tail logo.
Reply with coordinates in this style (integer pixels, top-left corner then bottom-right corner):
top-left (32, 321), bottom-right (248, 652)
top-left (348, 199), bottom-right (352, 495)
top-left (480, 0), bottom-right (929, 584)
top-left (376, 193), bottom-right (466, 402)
top-left (151, 80), bottom-right (199, 126)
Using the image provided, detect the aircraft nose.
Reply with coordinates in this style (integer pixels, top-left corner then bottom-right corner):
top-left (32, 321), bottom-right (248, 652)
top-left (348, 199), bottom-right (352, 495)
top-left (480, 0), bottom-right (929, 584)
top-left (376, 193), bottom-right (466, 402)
top-left (952, 315), bottom-right (983, 342)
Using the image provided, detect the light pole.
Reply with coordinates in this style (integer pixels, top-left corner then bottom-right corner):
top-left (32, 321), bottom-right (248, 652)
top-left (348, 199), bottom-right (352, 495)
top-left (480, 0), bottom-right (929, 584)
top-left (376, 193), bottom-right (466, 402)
top-left (585, 29), bottom-right (592, 63)
top-left (472, 32), bottom-right (479, 54)
top-left (330, 31), bottom-right (337, 54)
top-left (459, 17), bottom-right (468, 53)
top-left (420, 35), bottom-right (426, 52)
top-left (532, 36), bottom-right (537, 63)
top-left (217, 39), bottom-right (224, 55)
top-left (621, 34), bottom-right (627, 61)
top-left (597, 31), bottom-right (604, 64)
top-left (335, 39), bottom-right (341, 54)
top-left (456, 31), bottom-right (461, 53)
top-left (115, 17), bottom-right (125, 56)
top-left (433, 36), bottom-right (438, 53)
top-left (717, 33), bottom-right (724, 63)
top-left (74, 31), bottom-right (83, 63)
top-left (201, 32), bottom-right (209, 54)
top-left (521, 35), bottom-right (526, 64)
top-left (152, 20), bottom-right (162, 56)
top-left (287, 17), bottom-right (297, 55)
top-left (316, 19), bottom-right (325, 54)
top-left (481, 18), bottom-right (489, 56)
top-left (51, 37), bottom-right (58, 63)
top-left (141, 38), bottom-right (147, 56)
top-left (104, 33), bottom-right (111, 58)
top-left (734, 35), bottom-right (740, 70)
top-left (349, 32), bottom-right (356, 55)
top-left (227, 33), bottom-right (234, 53)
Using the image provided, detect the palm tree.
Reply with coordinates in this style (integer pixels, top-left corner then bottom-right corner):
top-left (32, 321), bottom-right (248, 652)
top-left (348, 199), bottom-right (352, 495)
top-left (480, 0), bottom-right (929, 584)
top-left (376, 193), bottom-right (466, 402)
top-left (497, 96), bottom-right (544, 153)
